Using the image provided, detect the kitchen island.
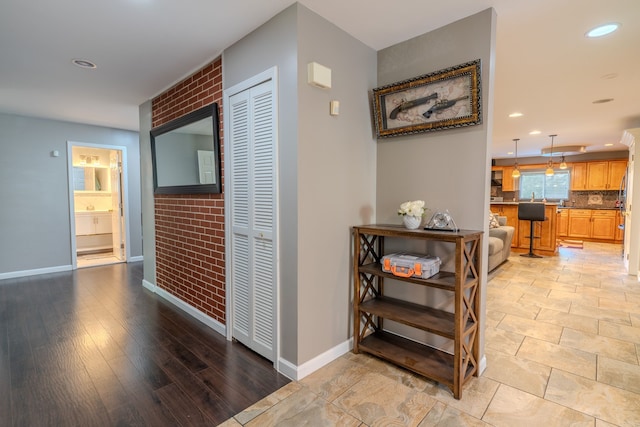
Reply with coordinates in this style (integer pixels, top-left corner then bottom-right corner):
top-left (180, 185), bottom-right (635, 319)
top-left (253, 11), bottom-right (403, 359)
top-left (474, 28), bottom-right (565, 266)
top-left (491, 202), bottom-right (558, 256)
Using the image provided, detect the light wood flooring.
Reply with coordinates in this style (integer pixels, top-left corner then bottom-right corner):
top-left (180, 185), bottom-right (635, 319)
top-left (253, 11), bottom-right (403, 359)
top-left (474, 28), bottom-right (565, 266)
top-left (222, 242), bottom-right (640, 426)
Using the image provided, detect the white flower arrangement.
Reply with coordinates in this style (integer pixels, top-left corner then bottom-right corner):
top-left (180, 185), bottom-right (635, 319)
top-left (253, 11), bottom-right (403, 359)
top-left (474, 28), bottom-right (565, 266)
top-left (398, 200), bottom-right (426, 217)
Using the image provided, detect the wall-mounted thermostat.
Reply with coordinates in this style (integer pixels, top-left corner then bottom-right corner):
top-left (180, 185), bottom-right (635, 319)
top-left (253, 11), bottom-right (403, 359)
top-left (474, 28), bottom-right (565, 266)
top-left (307, 62), bottom-right (331, 89)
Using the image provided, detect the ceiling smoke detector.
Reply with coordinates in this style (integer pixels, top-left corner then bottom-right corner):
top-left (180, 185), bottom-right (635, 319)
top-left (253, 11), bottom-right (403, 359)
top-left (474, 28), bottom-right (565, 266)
top-left (72, 59), bottom-right (97, 69)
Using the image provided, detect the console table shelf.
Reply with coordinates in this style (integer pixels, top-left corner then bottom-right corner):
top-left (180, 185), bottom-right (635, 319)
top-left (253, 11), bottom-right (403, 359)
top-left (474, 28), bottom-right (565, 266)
top-left (352, 225), bottom-right (483, 399)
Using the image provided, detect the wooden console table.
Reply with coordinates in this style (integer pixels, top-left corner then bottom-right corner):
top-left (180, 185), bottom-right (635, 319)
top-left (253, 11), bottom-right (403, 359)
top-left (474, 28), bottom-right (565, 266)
top-left (352, 224), bottom-right (483, 399)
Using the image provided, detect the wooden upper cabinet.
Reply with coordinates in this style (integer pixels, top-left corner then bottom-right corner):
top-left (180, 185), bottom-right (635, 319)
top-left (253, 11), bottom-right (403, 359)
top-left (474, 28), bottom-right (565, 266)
top-left (502, 166), bottom-right (516, 191)
top-left (491, 159), bottom-right (626, 191)
top-left (586, 160), bottom-right (627, 190)
top-left (570, 162), bottom-right (588, 191)
top-left (587, 161), bottom-right (609, 190)
top-left (608, 160), bottom-right (627, 191)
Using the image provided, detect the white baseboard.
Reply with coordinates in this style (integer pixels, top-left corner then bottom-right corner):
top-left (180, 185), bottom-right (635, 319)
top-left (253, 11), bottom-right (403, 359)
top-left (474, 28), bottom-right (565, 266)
top-left (478, 354), bottom-right (487, 375)
top-left (278, 338), bottom-right (353, 381)
top-left (0, 264), bottom-right (72, 280)
top-left (142, 279), bottom-right (156, 292)
top-left (148, 283), bottom-right (226, 337)
top-left (128, 255), bottom-right (143, 263)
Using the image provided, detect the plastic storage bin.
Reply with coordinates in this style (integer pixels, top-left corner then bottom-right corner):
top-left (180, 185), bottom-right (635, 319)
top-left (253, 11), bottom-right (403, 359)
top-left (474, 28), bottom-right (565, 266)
top-left (381, 252), bottom-right (441, 279)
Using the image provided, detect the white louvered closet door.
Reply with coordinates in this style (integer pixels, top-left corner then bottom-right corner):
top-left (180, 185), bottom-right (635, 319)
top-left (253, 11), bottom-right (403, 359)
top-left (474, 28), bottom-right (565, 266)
top-left (228, 79), bottom-right (276, 361)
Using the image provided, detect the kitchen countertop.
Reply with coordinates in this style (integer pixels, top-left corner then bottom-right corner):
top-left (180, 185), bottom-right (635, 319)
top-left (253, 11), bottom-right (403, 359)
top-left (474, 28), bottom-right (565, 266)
top-left (490, 202), bottom-right (618, 210)
top-left (490, 201), bottom-right (559, 206)
top-left (556, 206), bottom-right (619, 210)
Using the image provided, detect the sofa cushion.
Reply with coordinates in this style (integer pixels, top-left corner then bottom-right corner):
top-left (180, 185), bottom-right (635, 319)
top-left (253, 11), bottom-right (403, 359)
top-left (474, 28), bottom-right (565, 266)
top-left (488, 236), bottom-right (504, 256)
top-left (489, 211), bottom-right (500, 228)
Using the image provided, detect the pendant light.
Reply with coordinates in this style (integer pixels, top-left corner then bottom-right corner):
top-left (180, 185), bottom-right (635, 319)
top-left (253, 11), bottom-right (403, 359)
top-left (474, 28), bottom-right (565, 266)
top-left (559, 155), bottom-right (567, 169)
top-left (545, 134), bottom-right (557, 176)
top-left (512, 138), bottom-right (521, 178)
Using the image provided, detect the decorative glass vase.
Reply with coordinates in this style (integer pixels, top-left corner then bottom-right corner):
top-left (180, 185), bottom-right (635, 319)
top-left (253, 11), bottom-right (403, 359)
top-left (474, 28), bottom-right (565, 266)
top-left (402, 215), bottom-right (422, 230)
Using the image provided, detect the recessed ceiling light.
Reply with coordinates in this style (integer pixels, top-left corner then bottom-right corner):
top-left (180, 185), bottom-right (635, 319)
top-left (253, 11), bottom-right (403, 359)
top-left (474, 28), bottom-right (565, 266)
top-left (507, 151), bottom-right (513, 155)
top-left (72, 58), bottom-right (97, 69)
top-left (586, 23), bottom-right (620, 38)
top-left (508, 112), bottom-right (523, 118)
top-left (593, 98), bottom-right (614, 104)
top-left (529, 130), bottom-right (541, 135)
top-left (605, 143), bottom-right (614, 147)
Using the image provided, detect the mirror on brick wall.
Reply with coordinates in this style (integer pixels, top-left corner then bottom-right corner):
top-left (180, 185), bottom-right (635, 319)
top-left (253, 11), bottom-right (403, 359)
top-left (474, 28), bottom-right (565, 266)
top-left (150, 103), bottom-right (222, 194)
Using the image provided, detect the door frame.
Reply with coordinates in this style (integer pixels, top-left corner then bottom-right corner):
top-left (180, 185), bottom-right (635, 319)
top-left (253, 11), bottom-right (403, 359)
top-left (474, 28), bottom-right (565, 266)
top-left (223, 66), bottom-right (280, 367)
top-left (66, 141), bottom-right (131, 269)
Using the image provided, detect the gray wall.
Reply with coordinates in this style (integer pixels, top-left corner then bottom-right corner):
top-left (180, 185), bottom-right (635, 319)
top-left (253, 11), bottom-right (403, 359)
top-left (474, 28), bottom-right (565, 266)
top-left (0, 112), bottom-right (143, 275)
top-left (223, 4), bottom-right (300, 364)
top-left (223, 3), bottom-right (378, 366)
top-left (139, 100), bottom-right (156, 285)
top-left (296, 6), bottom-right (377, 364)
top-left (376, 9), bottom-right (496, 364)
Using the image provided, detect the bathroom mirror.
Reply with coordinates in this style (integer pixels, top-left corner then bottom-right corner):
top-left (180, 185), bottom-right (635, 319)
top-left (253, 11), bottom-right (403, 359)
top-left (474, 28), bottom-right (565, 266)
top-left (72, 166), bottom-right (110, 192)
top-left (150, 103), bottom-right (221, 194)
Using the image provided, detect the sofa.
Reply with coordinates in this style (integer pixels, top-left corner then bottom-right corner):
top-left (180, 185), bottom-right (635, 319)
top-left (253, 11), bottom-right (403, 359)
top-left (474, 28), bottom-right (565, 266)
top-left (488, 215), bottom-right (515, 271)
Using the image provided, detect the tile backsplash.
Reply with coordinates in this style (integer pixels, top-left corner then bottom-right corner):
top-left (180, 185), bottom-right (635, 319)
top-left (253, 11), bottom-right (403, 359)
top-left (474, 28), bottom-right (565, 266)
top-left (497, 190), bottom-right (621, 209)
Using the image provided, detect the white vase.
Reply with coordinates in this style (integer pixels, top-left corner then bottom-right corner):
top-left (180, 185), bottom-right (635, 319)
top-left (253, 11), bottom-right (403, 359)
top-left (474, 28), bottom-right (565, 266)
top-left (402, 215), bottom-right (422, 230)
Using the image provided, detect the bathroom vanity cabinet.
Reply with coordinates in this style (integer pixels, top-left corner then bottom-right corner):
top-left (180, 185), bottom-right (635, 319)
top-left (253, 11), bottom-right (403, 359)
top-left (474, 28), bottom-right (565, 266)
top-left (75, 212), bottom-right (112, 236)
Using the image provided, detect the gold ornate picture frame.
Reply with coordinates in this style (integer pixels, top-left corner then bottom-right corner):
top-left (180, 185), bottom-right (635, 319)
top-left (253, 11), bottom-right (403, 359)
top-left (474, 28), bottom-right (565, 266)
top-left (372, 59), bottom-right (482, 138)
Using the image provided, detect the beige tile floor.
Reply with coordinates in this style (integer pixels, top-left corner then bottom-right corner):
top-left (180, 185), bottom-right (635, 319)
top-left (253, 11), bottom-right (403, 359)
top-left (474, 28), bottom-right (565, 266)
top-left (77, 251), bottom-right (123, 268)
top-left (220, 242), bottom-right (640, 426)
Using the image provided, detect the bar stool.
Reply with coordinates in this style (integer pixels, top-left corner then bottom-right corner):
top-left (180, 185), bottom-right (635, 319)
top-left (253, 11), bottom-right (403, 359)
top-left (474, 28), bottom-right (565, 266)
top-left (518, 202), bottom-right (546, 258)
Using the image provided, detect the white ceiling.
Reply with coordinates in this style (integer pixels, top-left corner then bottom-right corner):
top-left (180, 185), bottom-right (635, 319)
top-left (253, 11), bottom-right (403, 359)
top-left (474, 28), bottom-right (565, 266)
top-left (1, 0), bottom-right (638, 159)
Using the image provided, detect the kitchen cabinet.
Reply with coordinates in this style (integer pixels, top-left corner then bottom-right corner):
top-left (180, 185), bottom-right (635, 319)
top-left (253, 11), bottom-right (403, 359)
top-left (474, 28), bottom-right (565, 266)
top-left (608, 160), bottom-right (627, 190)
top-left (586, 160), bottom-right (627, 190)
top-left (570, 162), bottom-right (588, 191)
top-left (501, 166), bottom-right (516, 191)
top-left (517, 205), bottom-right (558, 253)
top-left (352, 225), bottom-right (482, 399)
top-left (586, 162), bottom-right (608, 190)
top-left (558, 209), bottom-right (569, 237)
top-left (491, 160), bottom-right (625, 191)
top-left (567, 209), bottom-right (617, 241)
top-left (591, 210), bottom-right (616, 240)
top-left (491, 203), bottom-right (557, 254)
top-left (615, 211), bottom-right (624, 241)
top-left (567, 209), bottom-right (592, 238)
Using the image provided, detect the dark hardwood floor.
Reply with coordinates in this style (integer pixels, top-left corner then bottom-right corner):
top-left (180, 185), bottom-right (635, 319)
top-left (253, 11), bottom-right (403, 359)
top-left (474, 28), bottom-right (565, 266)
top-left (0, 262), bottom-right (289, 426)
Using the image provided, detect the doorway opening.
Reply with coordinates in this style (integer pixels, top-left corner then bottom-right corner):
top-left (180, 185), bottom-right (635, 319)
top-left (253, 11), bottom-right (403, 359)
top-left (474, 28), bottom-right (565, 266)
top-left (67, 142), bottom-right (129, 269)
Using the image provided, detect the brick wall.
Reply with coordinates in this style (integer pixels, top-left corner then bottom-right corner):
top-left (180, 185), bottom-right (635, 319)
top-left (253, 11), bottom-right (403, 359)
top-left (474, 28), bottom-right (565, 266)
top-left (151, 57), bottom-right (226, 323)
